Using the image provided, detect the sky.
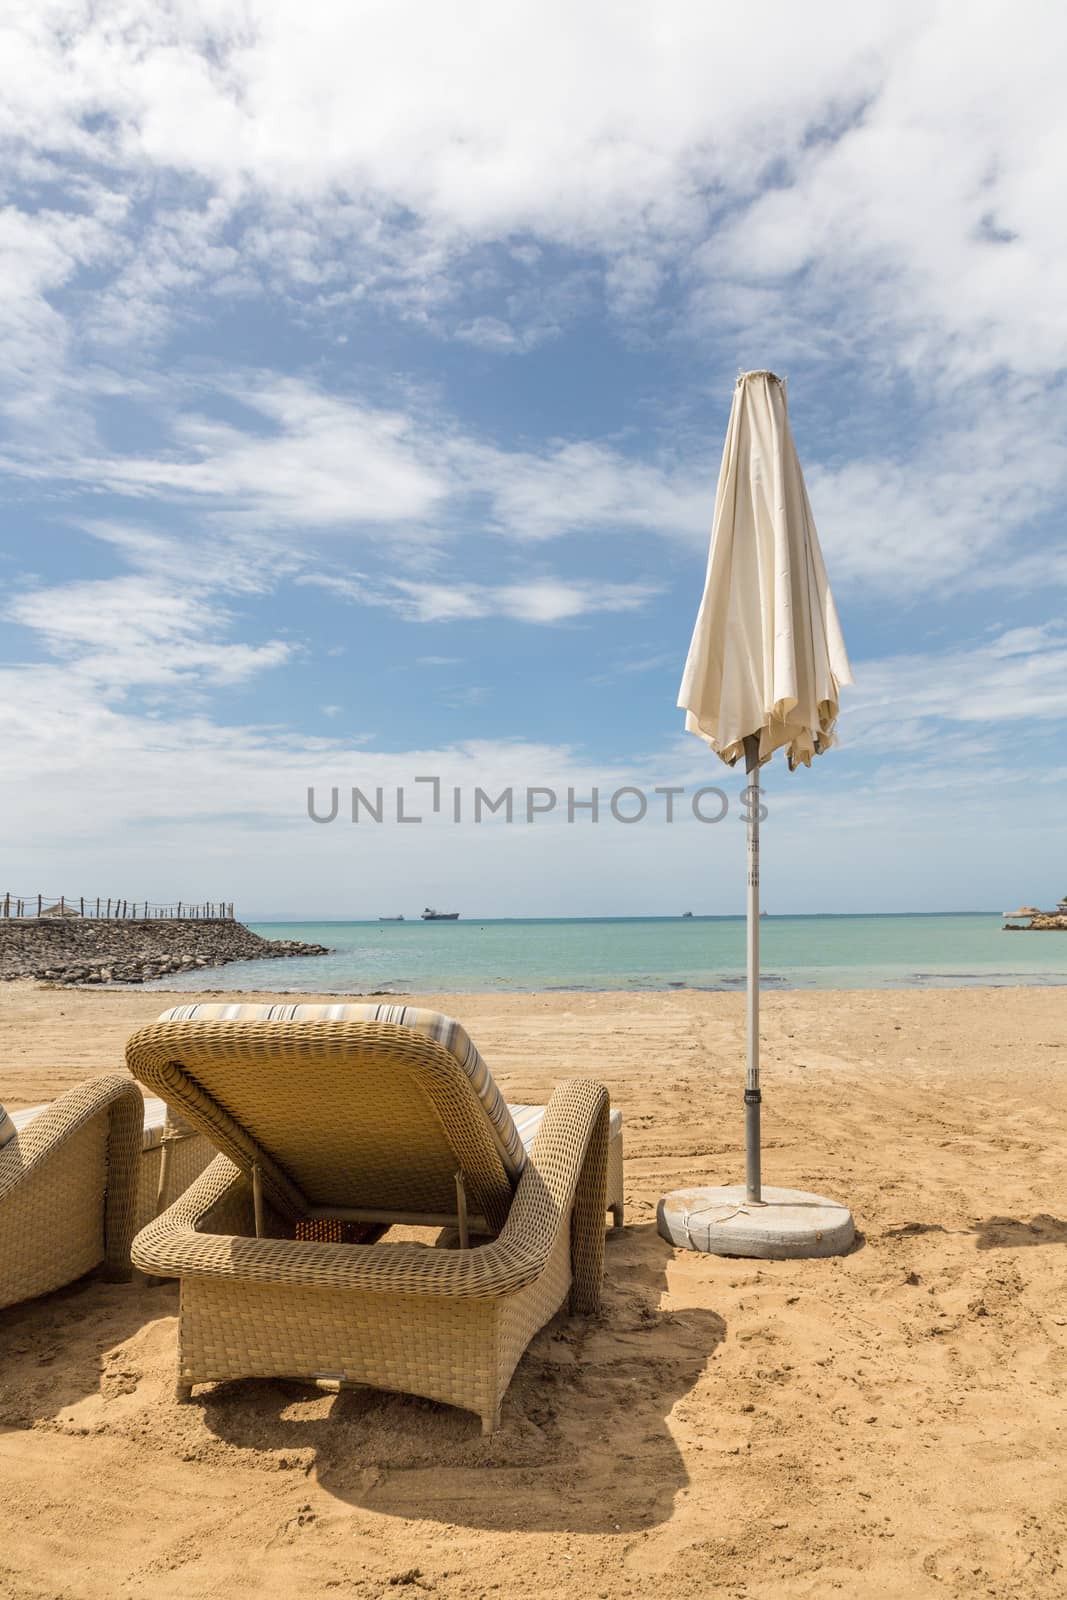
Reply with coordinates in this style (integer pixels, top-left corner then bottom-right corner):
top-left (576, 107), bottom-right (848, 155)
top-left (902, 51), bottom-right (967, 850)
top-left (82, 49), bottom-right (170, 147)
top-left (2, 1), bottom-right (1066, 919)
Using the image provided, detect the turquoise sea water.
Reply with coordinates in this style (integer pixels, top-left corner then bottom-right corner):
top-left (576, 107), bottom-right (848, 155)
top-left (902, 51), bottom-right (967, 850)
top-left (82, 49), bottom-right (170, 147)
top-left (146, 914), bottom-right (1067, 994)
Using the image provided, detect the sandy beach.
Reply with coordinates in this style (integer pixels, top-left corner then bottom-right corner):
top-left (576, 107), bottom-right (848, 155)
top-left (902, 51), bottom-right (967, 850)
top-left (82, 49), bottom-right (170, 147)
top-left (2, 978), bottom-right (1066, 1598)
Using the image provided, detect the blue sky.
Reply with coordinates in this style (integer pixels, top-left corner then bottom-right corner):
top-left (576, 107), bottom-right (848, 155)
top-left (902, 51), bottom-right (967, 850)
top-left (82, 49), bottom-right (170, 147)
top-left (2, 3), bottom-right (1065, 918)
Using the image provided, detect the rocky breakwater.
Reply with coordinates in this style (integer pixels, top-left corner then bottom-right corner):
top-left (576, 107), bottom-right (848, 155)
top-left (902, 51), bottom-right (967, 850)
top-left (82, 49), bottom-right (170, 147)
top-left (0, 918), bottom-right (331, 986)
top-left (1024, 912), bottom-right (1067, 931)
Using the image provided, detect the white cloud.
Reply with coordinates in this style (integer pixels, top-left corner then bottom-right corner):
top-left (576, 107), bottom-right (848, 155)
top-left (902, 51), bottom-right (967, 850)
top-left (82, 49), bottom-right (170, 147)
top-left (2, 651), bottom-right (1062, 918)
top-left (3, 8), bottom-right (1067, 608)
top-left (436, 684), bottom-right (489, 710)
top-left (76, 519), bottom-right (287, 595)
top-left (8, 371), bottom-right (711, 569)
top-left (14, 359), bottom-right (1067, 607)
top-left (3, 5), bottom-right (1066, 409)
top-left (81, 378), bottom-right (449, 527)
top-left (698, 13), bottom-right (1067, 384)
top-left (841, 624), bottom-right (1067, 747)
top-left (301, 571), bottom-right (661, 625)
top-left (402, 577), bottom-right (661, 625)
top-left (5, 574), bottom-right (293, 691)
top-left (72, 373), bottom-right (708, 545)
top-left (6, 344), bottom-right (1066, 621)
top-left (807, 396), bottom-right (1067, 591)
top-left (1, 5), bottom-right (892, 232)
top-left (0, 199), bottom-right (121, 425)
top-left (5, 5), bottom-right (1063, 372)
top-left (460, 438), bottom-right (712, 545)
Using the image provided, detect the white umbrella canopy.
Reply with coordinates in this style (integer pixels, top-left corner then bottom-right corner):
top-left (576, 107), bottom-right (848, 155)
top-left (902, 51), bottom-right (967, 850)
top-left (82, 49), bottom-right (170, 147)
top-left (660, 369), bottom-right (856, 1256)
top-left (679, 370), bottom-right (853, 770)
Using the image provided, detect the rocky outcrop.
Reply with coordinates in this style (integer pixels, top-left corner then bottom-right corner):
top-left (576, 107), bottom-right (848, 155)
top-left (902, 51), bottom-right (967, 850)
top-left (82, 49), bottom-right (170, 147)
top-left (1003, 912), bottom-right (1067, 931)
top-left (0, 918), bottom-right (330, 985)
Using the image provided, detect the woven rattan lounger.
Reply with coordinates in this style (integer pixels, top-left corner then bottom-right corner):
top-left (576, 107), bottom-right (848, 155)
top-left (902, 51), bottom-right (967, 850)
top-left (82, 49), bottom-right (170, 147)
top-left (8, 1093), bottom-right (217, 1237)
top-left (129, 1004), bottom-right (620, 1433)
top-left (0, 1076), bottom-right (143, 1311)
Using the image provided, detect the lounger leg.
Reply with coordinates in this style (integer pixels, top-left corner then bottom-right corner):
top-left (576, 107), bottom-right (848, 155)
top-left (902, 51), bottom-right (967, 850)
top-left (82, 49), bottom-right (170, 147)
top-left (252, 1162), bottom-right (266, 1239)
top-left (481, 1404), bottom-right (501, 1435)
top-left (156, 1137), bottom-right (172, 1215)
top-left (455, 1169), bottom-right (470, 1250)
top-left (175, 1381), bottom-right (194, 1403)
top-left (99, 1264), bottom-right (134, 1283)
top-left (607, 1132), bottom-right (624, 1229)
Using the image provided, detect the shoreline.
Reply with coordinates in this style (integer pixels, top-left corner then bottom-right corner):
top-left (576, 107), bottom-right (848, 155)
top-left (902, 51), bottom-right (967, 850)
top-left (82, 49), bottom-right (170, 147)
top-left (90, 973), bottom-right (1067, 997)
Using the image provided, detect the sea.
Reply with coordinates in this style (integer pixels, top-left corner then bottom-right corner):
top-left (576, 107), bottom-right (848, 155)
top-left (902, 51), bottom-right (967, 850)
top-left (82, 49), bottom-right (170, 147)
top-left (145, 913), bottom-right (1067, 995)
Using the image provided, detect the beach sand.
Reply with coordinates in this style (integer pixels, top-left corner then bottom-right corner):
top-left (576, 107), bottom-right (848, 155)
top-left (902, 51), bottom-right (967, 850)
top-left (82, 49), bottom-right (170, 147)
top-left (2, 979), bottom-right (1066, 1598)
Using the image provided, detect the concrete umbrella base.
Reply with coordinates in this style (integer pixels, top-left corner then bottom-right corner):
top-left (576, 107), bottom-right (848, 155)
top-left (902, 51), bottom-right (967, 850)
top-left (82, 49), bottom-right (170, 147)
top-left (657, 1184), bottom-right (855, 1260)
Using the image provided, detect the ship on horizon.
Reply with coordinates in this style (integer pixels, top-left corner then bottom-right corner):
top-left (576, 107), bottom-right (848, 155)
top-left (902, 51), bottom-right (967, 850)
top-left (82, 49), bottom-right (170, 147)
top-left (421, 907), bottom-right (459, 921)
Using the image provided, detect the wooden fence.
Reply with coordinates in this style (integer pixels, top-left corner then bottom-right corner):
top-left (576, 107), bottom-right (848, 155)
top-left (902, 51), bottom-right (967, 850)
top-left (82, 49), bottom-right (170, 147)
top-left (1, 894), bottom-right (235, 921)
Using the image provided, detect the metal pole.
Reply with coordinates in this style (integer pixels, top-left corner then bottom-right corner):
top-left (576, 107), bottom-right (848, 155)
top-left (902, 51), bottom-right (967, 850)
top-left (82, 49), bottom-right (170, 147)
top-left (252, 1163), bottom-right (265, 1240)
top-left (744, 735), bottom-right (762, 1204)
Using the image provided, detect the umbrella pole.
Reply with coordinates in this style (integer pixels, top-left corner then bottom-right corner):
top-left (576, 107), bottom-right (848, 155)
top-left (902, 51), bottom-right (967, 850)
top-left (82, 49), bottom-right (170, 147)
top-left (744, 735), bottom-right (762, 1203)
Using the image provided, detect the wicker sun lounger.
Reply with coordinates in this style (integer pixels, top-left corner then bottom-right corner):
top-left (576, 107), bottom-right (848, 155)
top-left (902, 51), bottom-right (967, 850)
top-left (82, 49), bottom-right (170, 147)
top-left (0, 1076), bottom-right (143, 1311)
top-left (128, 1003), bottom-right (622, 1433)
top-left (8, 1093), bottom-right (217, 1239)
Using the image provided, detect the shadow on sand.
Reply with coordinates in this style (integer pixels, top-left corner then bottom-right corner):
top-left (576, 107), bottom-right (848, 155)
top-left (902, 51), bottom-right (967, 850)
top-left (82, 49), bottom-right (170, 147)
top-left (0, 1272), bottom-right (178, 1429)
top-left (973, 1214), bottom-right (1067, 1251)
top-left (201, 1223), bottom-right (726, 1533)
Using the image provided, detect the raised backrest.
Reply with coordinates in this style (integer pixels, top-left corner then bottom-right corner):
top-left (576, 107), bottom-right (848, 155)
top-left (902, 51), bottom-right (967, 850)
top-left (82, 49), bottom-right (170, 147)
top-left (8, 1094), bottom-right (188, 1153)
top-left (127, 1004), bottom-right (526, 1232)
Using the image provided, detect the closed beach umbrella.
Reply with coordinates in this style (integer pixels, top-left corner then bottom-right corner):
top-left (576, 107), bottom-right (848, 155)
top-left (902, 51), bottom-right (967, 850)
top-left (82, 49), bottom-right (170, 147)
top-left (661, 370), bottom-right (855, 1258)
top-left (678, 370), bottom-right (852, 771)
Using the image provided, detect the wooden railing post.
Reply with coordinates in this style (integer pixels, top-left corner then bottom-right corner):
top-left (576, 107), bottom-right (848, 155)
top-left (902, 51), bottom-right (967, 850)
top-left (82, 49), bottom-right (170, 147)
top-left (12, 891), bottom-right (238, 924)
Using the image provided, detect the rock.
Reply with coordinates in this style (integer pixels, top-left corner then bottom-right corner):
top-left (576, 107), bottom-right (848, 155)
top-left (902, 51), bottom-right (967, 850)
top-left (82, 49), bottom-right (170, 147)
top-left (0, 916), bottom-right (332, 987)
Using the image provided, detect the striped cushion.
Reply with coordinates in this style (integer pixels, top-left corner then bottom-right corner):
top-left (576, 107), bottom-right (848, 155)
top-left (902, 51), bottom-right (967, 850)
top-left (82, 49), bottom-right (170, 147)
top-left (135, 1097), bottom-right (177, 1150)
top-left (510, 1103), bottom-right (622, 1153)
top-left (8, 1094), bottom-right (173, 1151)
top-left (157, 1002), bottom-right (527, 1179)
top-left (0, 1103), bottom-right (15, 1153)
